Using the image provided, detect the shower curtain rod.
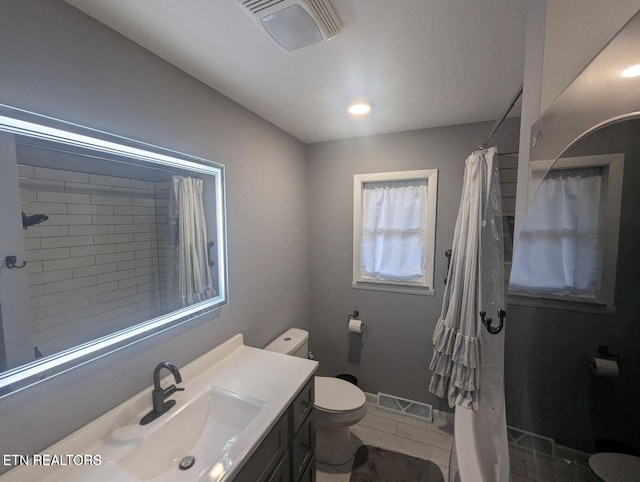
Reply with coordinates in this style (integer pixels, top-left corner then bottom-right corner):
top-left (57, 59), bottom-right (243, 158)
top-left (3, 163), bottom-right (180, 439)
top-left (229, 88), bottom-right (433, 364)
top-left (478, 84), bottom-right (523, 150)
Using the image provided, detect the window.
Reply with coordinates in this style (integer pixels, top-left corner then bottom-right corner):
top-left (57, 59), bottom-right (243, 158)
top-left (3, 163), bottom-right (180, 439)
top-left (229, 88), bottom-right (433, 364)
top-left (510, 154), bottom-right (623, 309)
top-left (352, 170), bottom-right (438, 296)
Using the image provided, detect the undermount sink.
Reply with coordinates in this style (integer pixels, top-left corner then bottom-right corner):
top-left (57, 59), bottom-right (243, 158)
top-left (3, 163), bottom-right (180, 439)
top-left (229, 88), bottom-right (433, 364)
top-left (112, 386), bottom-right (265, 480)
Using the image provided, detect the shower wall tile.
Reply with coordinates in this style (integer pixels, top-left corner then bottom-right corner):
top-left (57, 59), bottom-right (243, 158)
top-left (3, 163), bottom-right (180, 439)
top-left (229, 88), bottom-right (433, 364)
top-left (131, 180), bottom-right (154, 190)
top-left (132, 197), bottom-right (156, 207)
top-left (35, 166), bottom-right (89, 183)
top-left (72, 263), bottom-right (118, 278)
top-left (22, 202), bottom-right (68, 214)
top-left (42, 214), bottom-right (92, 226)
top-left (22, 178), bottom-right (66, 193)
top-left (28, 269), bottom-right (72, 286)
top-left (94, 233), bottom-right (134, 245)
top-left (24, 225), bottom-right (69, 238)
top-left (44, 276), bottom-right (97, 294)
top-left (96, 269), bottom-right (137, 284)
top-left (18, 164), bottom-right (35, 178)
top-left (42, 255), bottom-right (95, 271)
top-left (65, 181), bottom-right (113, 196)
top-left (113, 205), bottom-right (155, 216)
top-left (20, 190), bottom-right (36, 202)
top-left (70, 225), bottom-right (115, 236)
top-left (92, 215), bottom-right (132, 225)
top-left (27, 261), bottom-right (43, 274)
top-left (67, 204), bottom-right (114, 215)
top-left (118, 274), bottom-right (153, 289)
top-left (89, 173), bottom-right (131, 188)
top-left (115, 224), bottom-right (151, 233)
top-left (29, 285), bottom-right (45, 298)
top-left (18, 164), bottom-right (167, 357)
top-left (36, 191), bottom-right (90, 204)
top-left (91, 194), bottom-right (132, 206)
top-left (27, 247), bottom-right (70, 261)
top-left (116, 241), bottom-right (151, 252)
top-left (71, 244), bottom-right (117, 257)
top-left (96, 251), bottom-right (135, 264)
top-left (112, 187), bottom-right (150, 198)
top-left (40, 235), bottom-right (94, 248)
top-left (24, 238), bottom-right (41, 250)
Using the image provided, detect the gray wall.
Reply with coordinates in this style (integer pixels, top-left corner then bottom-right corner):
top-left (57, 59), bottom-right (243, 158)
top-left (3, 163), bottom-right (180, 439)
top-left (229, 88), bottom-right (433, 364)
top-left (0, 0), bottom-right (308, 465)
top-left (306, 118), bottom-right (521, 412)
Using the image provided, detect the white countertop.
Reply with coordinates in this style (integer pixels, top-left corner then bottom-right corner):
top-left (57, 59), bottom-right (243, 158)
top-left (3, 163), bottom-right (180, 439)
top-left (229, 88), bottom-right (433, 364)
top-left (0, 334), bottom-right (318, 481)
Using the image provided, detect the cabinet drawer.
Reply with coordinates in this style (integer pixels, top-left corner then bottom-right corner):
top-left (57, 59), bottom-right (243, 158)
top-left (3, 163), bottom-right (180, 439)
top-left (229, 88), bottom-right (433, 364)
top-left (290, 377), bottom-right (314, 435)
top-left (298, 455), bottom-right (315, 482)
top-left (267, 450), bottom-right (291, 482)
top-left (292, 416), bottom-right (315, 481)
top-left (234, 414), bottom-right (288, 482)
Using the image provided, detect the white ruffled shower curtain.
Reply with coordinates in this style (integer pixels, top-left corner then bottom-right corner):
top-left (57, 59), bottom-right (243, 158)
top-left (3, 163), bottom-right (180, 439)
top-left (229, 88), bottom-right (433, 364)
top-left (429, 147), bottom-right (504, 410)
top-left (168, 176), bottom-right (216, 308)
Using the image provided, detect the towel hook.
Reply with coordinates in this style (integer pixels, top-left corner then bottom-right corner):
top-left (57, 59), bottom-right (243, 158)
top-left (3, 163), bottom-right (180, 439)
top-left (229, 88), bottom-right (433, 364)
top-left (480, 308), bottom-right (506, 335)
top-left (4, 256), bottom-right (27, 269)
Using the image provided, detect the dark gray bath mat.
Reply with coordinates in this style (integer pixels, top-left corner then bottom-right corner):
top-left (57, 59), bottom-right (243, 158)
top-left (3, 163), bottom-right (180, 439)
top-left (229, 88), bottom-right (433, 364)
top-left (350, 445), bottom-right (445, 481)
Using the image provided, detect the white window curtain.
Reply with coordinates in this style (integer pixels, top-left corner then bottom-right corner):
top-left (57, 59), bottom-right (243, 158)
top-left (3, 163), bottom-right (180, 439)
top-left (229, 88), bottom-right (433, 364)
top-left (167, 176), bottom-right (216, 308)
top-left (360, 179), bottom-right (427, 282)
top-left (510, 167), bottom-right (603, 299)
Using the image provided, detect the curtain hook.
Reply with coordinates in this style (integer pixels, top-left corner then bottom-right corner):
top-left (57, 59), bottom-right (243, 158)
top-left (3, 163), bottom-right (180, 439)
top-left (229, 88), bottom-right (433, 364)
top-left (5, 256), bottom-right (27, 269)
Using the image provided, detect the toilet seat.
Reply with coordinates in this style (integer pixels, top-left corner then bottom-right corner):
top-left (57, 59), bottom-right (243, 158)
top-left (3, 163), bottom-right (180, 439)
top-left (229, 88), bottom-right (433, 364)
top-left (588, 453), bottom-right (640, 482)
top-left (314, 376), bottom-right (366, 413)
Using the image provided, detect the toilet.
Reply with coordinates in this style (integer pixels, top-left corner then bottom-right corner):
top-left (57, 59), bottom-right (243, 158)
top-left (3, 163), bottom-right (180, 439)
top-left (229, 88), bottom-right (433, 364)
top-left (588, 453), bottom-right (640, 482)
top-left (265, 328), bottom-right (367, 465)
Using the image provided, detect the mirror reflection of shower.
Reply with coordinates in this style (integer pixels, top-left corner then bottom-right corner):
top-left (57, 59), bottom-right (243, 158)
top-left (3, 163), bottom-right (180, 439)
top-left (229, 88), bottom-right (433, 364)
top-left (506, 118), bottom-right (639, 481)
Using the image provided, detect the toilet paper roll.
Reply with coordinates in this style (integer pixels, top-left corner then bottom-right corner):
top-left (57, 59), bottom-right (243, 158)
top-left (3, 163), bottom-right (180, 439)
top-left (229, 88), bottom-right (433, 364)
top-left (590, 357), bottom-right (619, 377)
top-left (348, 318), bottom-right (365, 334)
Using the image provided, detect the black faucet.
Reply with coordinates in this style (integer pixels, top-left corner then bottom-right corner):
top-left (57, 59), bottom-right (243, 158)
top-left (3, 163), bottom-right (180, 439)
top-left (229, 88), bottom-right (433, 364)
top-left (140, 361), bottom-right (185, 425)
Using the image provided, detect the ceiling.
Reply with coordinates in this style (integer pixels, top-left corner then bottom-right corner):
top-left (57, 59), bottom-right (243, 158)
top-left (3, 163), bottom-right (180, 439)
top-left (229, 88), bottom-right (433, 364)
top-left (64, 0), bottom-right (526, 144)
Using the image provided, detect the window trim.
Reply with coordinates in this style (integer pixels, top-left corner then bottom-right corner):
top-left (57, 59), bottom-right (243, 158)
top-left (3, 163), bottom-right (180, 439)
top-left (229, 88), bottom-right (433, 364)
top-left (352, 169), bottom-right (438, 296)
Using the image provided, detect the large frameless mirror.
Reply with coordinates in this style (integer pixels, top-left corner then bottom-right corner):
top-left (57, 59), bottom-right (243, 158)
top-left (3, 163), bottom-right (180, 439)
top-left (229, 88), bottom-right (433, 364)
top-left (0, 105), bottom-right (228, 396)
top-left (505, 9), bottom-right (640, 478)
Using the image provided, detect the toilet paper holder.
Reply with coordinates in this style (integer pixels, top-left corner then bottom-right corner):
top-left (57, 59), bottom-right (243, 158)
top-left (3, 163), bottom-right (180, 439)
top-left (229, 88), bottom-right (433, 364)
top-left (347, 310), bottom-right (364, 344)
top-left (596, 345), bottom-right (619, 364)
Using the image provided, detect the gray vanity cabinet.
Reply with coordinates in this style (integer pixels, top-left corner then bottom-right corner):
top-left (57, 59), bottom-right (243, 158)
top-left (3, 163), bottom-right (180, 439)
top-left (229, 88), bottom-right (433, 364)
top-left (290, 378), bottom-right (315, 481)
top-left (235, 377), bottom-right (315, 482)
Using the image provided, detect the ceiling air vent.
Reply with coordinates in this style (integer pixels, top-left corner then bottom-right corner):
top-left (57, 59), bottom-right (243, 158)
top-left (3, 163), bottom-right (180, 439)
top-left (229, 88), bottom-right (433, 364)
top-left (238, 0), bottom-right (342, 51)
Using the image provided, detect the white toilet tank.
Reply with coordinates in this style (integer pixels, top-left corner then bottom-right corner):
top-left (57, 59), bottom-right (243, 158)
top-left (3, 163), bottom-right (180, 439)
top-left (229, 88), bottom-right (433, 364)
top-left (264, 328), bottom-right (309, 358)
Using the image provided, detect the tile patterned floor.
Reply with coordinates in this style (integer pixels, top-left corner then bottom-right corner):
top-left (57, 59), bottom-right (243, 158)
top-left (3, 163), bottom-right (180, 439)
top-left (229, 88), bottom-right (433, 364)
top-left (315, 403), bottom-right (454, 481)
top-left (315, 402), bottom-right (592, 482)
top-left (508, 445), bottom-right (590, 482)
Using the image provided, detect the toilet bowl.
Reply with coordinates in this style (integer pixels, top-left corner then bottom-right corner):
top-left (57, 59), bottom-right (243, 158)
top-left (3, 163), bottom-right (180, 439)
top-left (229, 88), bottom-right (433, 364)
top-left (264, 328), bottom-right (367, 465)
top-left (588, 453), bottom-right (640, 482)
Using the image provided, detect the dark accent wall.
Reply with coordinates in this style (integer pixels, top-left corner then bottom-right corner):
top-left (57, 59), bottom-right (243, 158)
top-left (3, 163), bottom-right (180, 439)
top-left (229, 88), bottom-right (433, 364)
top-left (505, 120), bottom-right (640, 454)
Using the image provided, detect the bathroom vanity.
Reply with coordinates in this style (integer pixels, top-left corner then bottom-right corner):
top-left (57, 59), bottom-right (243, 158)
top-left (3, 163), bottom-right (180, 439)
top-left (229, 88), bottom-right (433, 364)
top-left (0, 334), bottom-right (318, 481)
top-left (234, 377), bottom-right (315, 482)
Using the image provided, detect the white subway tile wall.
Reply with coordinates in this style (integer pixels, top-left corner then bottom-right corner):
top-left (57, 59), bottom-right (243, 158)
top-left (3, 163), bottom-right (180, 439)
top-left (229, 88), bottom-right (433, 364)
top-left (19, 164), bottom-right (171, 357)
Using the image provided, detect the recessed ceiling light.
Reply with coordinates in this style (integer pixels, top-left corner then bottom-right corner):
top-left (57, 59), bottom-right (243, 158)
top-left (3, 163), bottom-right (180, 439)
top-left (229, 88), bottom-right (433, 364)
top-left (348, 101), bottom-right (372, 116)
top-left (621, 64), bottom-right (640, 78)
